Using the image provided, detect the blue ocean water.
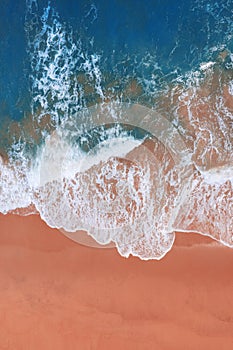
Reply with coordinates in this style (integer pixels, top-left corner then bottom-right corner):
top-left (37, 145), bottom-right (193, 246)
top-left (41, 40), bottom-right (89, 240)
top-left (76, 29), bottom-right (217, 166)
top-left (1, 0), bottom-right (232, 121)
top-left (0, 0), bottom-right (232, 259)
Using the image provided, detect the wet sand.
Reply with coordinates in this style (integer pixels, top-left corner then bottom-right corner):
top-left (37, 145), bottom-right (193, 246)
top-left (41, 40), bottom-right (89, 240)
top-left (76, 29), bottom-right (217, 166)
top-left (0, 213), bottom-right (233, 349)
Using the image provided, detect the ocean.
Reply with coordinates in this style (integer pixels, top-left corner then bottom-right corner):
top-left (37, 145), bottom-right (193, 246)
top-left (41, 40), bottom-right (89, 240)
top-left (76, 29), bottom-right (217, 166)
top-left (0, 0), bottom-right (232, 259)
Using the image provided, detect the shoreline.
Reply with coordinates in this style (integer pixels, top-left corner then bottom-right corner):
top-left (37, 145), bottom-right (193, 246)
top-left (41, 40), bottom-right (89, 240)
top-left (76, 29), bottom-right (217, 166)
top-left (0, 213), bottom-right (232, 349)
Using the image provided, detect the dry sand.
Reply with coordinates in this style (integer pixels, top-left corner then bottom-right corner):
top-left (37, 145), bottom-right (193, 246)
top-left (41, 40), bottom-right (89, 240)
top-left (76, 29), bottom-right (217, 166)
top-left (0, 213), bottom-right (233, 349)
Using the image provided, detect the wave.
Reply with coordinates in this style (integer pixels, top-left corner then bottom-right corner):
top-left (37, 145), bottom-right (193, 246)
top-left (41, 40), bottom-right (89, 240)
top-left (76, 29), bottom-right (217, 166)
top-left (0, 1), bottom-right (233, 260)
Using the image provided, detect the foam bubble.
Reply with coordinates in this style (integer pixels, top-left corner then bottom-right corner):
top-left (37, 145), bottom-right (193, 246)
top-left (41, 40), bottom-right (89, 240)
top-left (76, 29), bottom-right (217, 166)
top-left (200, 61), bottom-right (215, 71)
top-left (198, 165), bottom-right (233, 185)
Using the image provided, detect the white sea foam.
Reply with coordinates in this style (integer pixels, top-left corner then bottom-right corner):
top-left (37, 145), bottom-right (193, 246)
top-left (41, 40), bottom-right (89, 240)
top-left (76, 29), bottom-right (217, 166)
top-left (78, 137), bottom-right (143, 173)
top-left (35, 130), bottom-right (143, 186)
top-left (197, 165), bottom-right (233, 185)
top-left (0, 159), bottom-right (32, 214)
top-left (228, 80), bottom-right (233, 95)
top-left (200, 61), bottom-right (215, 71)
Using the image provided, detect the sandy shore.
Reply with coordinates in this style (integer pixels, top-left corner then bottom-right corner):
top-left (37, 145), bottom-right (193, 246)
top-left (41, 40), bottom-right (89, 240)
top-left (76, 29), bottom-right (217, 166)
top-left (0, 213), bottom-right (233, 349)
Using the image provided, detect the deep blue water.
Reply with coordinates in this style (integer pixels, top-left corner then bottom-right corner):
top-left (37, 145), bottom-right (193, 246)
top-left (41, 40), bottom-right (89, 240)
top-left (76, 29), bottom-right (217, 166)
top-left (0, 0), bottom-right (232, 121)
